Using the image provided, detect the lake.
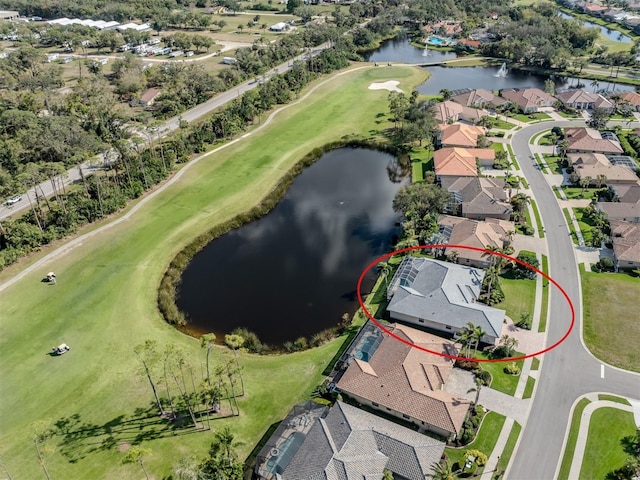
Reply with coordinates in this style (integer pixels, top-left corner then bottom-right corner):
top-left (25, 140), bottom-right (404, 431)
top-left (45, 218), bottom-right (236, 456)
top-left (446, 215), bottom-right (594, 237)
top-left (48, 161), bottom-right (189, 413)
top-left (364, 33), bottom-right (636, 95)
top-left (558, 11), bottom-right (632, 42)
top-left (416, 66), bottom-right (637, 95)
top-left (177, 148), bottom-right (408, 346)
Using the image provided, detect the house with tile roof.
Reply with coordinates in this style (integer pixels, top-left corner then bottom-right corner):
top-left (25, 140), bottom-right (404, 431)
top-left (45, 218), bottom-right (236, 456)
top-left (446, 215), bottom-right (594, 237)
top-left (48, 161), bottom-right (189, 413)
top-left (499, 88), bottom-right (557, 113)
top-left (618, 91), bottom-right (640, 112)
top-left (568, 153), bottom-right (640, 185)
top-left (450, 88), bottom-right (508, 109)
top-left (438, 123), bottom-right (486, 148)
top-left (336, 321), bottom-right (471, 439)
top-left (609, 220), bottom-right (640, 270)
top-left (434, 100), bottom-right (488, 124)
top-left (434, 147), bottom-right (494, 180)
top-left (598, 199), bottom-right (640, 223)
top-left (441, 176), bottom-right (512, 220)
top-left (609, 184), bottom-right (640, 204)
top-left (255, 399), bottom-right (446, 480)
top-left (565, 127), bottom-right (624, 154)
top-left (438, 214), bottom-right (515, 267)
top-left (385, 258), bottom-right (506, 345)
top-left (555, 90), bottom-right (614, 112)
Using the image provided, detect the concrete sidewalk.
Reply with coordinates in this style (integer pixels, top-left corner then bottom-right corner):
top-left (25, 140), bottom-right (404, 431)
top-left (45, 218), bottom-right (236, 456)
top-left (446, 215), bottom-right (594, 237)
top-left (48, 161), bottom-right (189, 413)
top-left (567, 399), bottom-right (637, 480)
top-left (481, 417), bottom-right (515, 480)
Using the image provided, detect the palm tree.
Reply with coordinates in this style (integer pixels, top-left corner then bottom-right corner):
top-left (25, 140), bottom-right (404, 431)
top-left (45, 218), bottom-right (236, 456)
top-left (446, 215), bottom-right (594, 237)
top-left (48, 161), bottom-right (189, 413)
top-left (214, 425), bottom-right (239, 468)
top-left (430, 459), bottom-right (456, 480)
top-left (511, 193), bottom-right (530, 223)
top-left (469, 323), bottom-right (487, 357)
top-left (134, 340), bottom-right (165, 416)
top-left (482, 265), bottom-right (501, 303)
top-left (377, 261), bottom-right (392, 289)
top-left (590, 78), bottom-right (600, 92)
top-left (224, 334), bottom-right (245, 396)
top-left (122, 446), bottom-right (152, 480)
top-left (457, 328), bottom-right (474, 358)
top-left (439, 88), bottom-right (451, 100)
top-left (200, 333), bottom-right (217, 384)
top-left (467, 376), bottom-right (484, 406)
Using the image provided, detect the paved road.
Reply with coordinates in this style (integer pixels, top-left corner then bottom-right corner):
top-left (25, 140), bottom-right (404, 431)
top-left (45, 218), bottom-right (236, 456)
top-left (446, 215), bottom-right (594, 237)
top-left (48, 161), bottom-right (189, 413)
top-left (0, 44), bottom-right (328, 222)
top-left (508, 121), bottom-right (640, 479)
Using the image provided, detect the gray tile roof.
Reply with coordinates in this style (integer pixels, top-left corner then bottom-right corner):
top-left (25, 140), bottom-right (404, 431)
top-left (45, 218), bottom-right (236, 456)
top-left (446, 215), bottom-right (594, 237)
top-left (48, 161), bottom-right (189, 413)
top-left (387, 257), bottom-right (505, 338)
top-left (280, 401), bottom-right (445, 480)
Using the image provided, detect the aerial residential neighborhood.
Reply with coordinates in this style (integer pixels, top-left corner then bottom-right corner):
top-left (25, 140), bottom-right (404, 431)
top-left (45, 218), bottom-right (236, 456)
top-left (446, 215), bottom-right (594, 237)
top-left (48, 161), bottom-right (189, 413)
top-left (0, 0), bottom-right (638, 479)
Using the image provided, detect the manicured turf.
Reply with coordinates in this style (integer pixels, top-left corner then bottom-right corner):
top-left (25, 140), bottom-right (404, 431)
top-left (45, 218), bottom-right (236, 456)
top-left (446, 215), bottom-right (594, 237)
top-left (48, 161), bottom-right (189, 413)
top-left (563, 207), bottom-right (579, 245)
top-left (491, 118), bottom-right (516, 130)
top-left (495, 421), bottom-right (522, 475)
top-left (0, 65), bottom-right (429, 479)
top-left (522, 376), bottom-right (535, 399)
top-left (598, 394), bottom-right (631, 406)
top-left (511, 112), bottom-right (551, 123)
top-left (531, 357), bottom-right (540, 370)
top-left (582, 270), bottom-right (640, 372)
top-left (580, 408), bottom-right (637, 479)
top-left (445, 412), bottom-right (507, 473)
top-left (496, 275), bottom-right (536, 328)
top-left (506, 144), bottom-right (519, 170)
top-left (530, 199), bottom-right (544, 238)
top-left (560, 187), bottom-right (598, 200)
top-left (557, 398), bottom-right (592, 480)
top-left (538, 254), bottom-right (549, 333)
top-left (477, 352), bottom-right (524, 396)
top-left (574, 207), bottom-right (594, 245)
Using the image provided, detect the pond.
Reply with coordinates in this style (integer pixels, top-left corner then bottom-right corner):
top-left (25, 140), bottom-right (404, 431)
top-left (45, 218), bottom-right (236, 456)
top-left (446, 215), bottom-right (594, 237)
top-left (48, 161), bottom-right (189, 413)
top-left (361, 31), bottom-right (458, 64)
top-left (176, 148), bottom-right (408, 346)
top-left (416, 66), bottom-right (637, 95)
top-left (558, 11), bottom-right (632, 43)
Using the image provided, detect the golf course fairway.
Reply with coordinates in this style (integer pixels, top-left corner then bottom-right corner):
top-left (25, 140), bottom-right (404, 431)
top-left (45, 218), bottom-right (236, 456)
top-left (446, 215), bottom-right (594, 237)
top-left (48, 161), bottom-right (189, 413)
top-left (0, 64), bottom-right (428, 479)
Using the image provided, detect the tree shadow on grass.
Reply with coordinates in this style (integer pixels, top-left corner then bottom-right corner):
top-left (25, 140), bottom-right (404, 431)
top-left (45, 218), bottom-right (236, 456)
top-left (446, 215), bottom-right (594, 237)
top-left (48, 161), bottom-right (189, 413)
top-left (53, 402), bottom-right (206, 463)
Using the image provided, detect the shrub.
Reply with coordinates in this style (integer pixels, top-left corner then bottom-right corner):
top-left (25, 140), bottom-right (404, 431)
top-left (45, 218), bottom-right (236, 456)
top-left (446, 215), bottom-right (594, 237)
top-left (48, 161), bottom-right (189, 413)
top-left (293, 336), bottom-right (308, 351)
top-left (455, 360), bottom-right (481, 372)
top-left (504, 362), bottom-right (521, 375)
top-left (231, 327), bottom-right (265, 353)
top-left (514, 251), bottom-right (539, 279)
top-left (476, 370), bottom-right (492, 386)
top-left (595, 257), bottom-right (615, 272)
top-left (465, 449), bottom-right (488, 467)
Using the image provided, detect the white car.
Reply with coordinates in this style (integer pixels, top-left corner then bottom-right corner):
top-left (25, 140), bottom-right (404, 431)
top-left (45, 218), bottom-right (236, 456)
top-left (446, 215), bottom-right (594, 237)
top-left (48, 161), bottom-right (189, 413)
top-left (5, 195), bottom-right (22, 206)
top-left (52, 344), bottom-right (70, 355)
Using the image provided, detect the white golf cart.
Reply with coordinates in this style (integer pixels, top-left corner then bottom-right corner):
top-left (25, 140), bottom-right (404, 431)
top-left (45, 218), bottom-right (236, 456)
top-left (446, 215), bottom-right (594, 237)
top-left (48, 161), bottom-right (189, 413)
top-left (52, 343), bottom-right (70, 355)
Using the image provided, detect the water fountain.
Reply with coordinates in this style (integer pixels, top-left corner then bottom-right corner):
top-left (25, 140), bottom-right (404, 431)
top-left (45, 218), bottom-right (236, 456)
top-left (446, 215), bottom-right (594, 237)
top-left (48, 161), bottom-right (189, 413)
top-left (495, 62), bottom-right (508, 78)
top-left (422, 45), bottom-right (430, 57)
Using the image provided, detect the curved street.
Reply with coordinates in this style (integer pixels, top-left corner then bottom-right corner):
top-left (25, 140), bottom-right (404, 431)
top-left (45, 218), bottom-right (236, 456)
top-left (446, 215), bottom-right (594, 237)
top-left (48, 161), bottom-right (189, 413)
top-left (507, 121), bottom-right (640, 479)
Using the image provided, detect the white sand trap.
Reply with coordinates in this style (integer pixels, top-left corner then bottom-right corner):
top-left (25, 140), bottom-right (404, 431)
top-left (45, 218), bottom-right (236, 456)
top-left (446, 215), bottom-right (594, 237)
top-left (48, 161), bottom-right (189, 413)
top-left (368, 80), bottom-right (403, 93)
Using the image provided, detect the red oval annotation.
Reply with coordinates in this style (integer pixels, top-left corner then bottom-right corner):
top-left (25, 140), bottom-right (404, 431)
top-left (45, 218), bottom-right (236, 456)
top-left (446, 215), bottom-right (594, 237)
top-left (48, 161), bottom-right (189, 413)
top-left (356, 244), bottom-right (574, 363)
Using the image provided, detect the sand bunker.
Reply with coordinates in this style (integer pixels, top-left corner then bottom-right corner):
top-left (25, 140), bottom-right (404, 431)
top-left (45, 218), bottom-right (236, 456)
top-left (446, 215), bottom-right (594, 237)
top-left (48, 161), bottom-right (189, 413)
top-left (368, 80), bottom-right (403, 93)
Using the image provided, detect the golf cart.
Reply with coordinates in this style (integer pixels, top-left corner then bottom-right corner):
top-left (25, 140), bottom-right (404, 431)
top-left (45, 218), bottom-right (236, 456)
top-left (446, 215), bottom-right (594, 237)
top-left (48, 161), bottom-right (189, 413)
top-left (45, 272), bottom-right (56, 284)
top-left (52, 343), bottom-right (70, 355)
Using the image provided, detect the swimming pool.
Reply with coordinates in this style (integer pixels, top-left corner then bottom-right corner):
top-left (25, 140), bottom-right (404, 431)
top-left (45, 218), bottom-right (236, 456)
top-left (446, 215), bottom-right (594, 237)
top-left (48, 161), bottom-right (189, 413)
top-left (428, 36), bottom-right (445, 45)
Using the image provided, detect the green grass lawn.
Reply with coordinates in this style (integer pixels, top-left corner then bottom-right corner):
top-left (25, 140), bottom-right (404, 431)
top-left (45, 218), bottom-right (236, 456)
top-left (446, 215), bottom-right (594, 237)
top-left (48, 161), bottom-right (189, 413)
top-left (582, 270), bottom-right (640, 372)
top-left (598, 394), bottom-right (631, 406)
top-left (477, 352), bottom-right (524, 396)
top-left (0, 65), bottom-right (429, 479)
top-left (544, 154), bottom-right (564, 174)
top-left (580, 408), bottom-right (637, 479)
top-left (574, 207), bottom-right (594, 245)
top-left (445, 412), bottom-right (507, 473)
top-left (506, 144), bottom-right (520, 170)
top-left (522, 376), bottom-right (535, 399)
top-left (491, 143), bottom-right (505, 153)
top-left (560, 187), bottom-right (598, 200)
top-left (531, 357), bottom-right (540, 370)
top-left (563, 207), bottom-right (579, 245)
top-left (490, 118), bottom-right (516, 130)
top-left (534, 153), bottom-right (548, 174)
top-left (539, 255), bottom-right (549, 333)
top-left (495, 421), bottom-right (522, 476)
top-left (410, 147), bottom-right (433, 183)
top-left (511, 112), bottom-right (551, 123)
top-left (496, 274), bottom-right (536, 326)
top-left (556, 110), bottom-right (581, 119)
top-left (530, 199), bottom-right (544, 238)
top-left (558, 398), bottom-right (592, 480)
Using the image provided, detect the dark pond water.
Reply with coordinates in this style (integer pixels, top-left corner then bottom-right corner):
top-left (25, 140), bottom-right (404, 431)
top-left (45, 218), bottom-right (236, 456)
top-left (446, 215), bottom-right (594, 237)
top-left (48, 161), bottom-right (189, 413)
top-left (416, 66), bottom-right (637, 95)
top-left (558, 11), bottom-right (632, 42)
top-left (177, 148), bottom-right (408, 345)
top-left (361, 31), bottom-right (458, 64)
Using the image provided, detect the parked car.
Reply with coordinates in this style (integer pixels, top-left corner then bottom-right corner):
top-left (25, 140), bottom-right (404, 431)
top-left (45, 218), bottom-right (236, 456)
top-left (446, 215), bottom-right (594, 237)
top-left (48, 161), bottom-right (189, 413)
top-left (5, 195), bottom-right (22, 206)
top-left (52, 344), bottom-right (70, 355)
